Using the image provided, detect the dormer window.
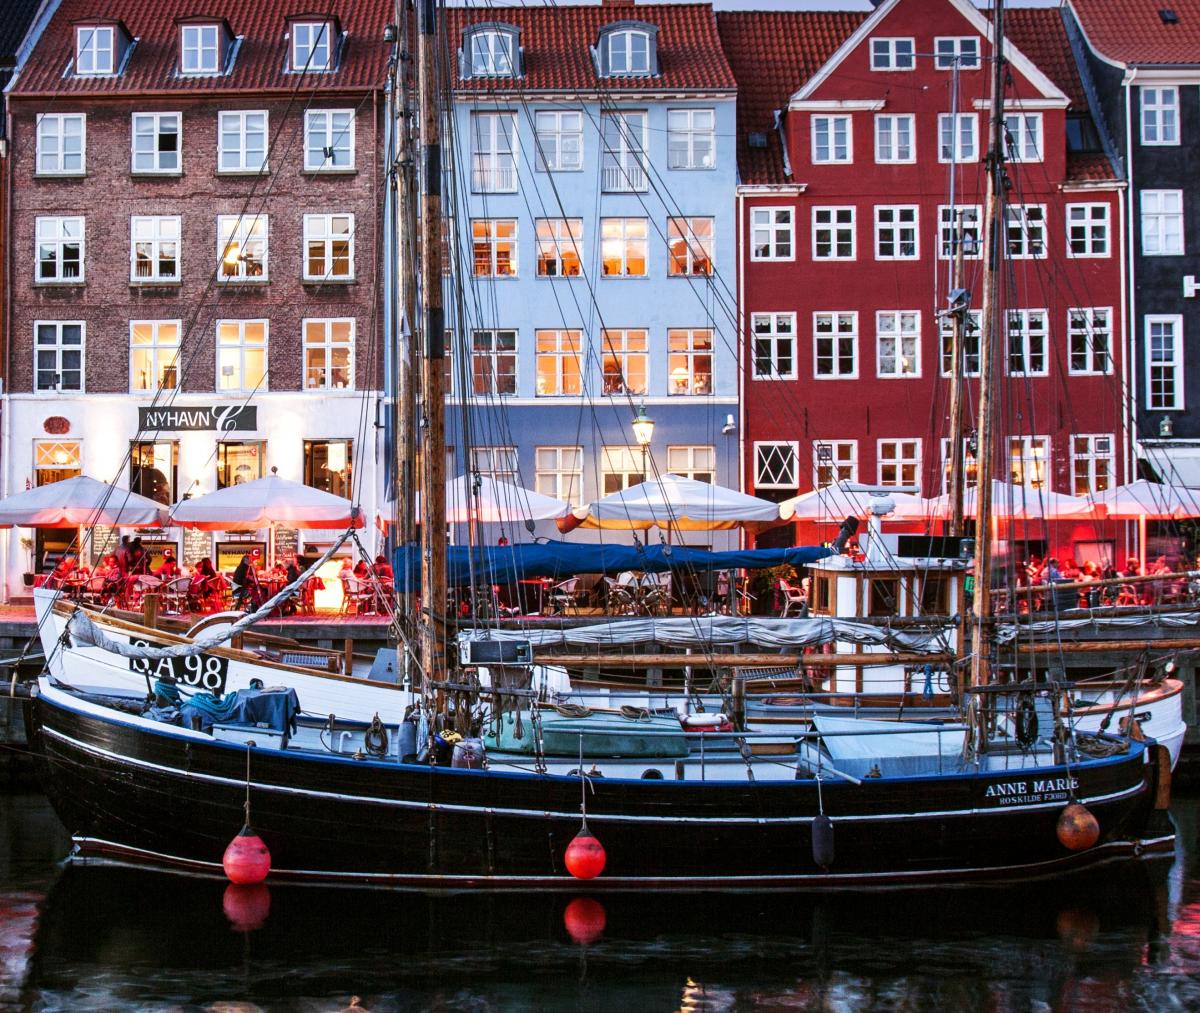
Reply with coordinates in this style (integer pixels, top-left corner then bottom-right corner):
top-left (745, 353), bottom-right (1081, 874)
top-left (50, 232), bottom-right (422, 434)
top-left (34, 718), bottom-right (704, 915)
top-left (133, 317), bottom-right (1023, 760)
top-left (595, 22), bottom-right (659, 79)
top-left (291, 19), bottom-right (336, 72)
top-left (460, 24), bottom-right (521, 79)
top-left (178, 18), bottom-right (236, 76)
top-left (76, 25), bottom-right (114, 75)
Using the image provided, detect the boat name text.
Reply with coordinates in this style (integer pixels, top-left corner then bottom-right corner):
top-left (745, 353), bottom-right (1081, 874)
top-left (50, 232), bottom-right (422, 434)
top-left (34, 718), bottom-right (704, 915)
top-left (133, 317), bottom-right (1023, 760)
top-left (983, 777), bottom-right (1079, 807)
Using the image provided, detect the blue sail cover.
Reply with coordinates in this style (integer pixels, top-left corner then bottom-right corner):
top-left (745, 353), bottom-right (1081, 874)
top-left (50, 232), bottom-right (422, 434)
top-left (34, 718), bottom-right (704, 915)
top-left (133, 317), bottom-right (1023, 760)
top-left (393, 541), bottom-right (832, 591)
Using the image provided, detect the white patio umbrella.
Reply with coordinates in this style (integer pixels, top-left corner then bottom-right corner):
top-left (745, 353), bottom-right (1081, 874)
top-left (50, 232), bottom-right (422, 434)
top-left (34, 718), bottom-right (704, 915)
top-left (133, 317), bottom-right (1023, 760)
top-left (925, 480), bottom-right (1103, 521)
top-left (563, 474), bottom-right (789, 532)
top-left (0, 475), bottom-right (169, 529)
top-left (441, 474), bottom-right (571, 524)
top-left (171, 474), bottom-right (362, 530)
top-left (780, 480), bottom-right (928, 523)
top-left (1093, 480), bottom-right (1200, 569)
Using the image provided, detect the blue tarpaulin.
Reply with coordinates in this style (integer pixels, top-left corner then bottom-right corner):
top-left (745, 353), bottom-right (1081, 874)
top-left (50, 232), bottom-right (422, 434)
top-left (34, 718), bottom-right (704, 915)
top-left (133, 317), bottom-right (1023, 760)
top-left (393, 541), bottom-right (832, 591)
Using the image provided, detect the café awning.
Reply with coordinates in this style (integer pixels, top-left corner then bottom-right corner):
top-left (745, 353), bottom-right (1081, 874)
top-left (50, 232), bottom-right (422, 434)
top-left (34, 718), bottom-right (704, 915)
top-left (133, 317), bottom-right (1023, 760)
top-left (171, 475), bottom-right (362, 530)
top-left (0, 475), bottom-right (169, 529)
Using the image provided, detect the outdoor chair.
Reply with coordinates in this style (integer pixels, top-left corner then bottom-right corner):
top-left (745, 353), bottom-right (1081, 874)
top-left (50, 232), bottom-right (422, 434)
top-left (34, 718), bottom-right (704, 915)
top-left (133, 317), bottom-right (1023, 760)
top-left (777, 579), bottom-right (807, 617)
top-left (547, 577), bottom-right (582, 615)
top-left (161, 577), bottom-right (191, 616)
top-left (604, 576), bottom-right (637, 615)
top-left (341, 576), bottom-right (376, 615)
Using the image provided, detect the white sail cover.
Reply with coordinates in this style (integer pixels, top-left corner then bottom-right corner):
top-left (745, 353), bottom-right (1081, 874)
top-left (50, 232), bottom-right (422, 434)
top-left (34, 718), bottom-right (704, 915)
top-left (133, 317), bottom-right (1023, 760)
top-left (781, 481), bottom-right (927, 522)
top-left (925, 480), bottom-right (1101, 520)
top-left (570, 474), bottom-right (788, 531)
top-left (813, 715), bottom-right (967, 777)
top-left (171, 475), bottom-right (362, 530)
top-left (442, 474), bottom-right (570, 523)
top-left (0, 475), bottom-right (169, 529)
top-left (1092, 480), bottom-right (1200, 520)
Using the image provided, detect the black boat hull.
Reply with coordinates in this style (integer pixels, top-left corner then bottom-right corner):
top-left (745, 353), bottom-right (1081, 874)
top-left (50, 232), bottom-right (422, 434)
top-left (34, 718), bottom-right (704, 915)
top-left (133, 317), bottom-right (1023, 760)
top-left (30, 684), bottom-right (1175, 889)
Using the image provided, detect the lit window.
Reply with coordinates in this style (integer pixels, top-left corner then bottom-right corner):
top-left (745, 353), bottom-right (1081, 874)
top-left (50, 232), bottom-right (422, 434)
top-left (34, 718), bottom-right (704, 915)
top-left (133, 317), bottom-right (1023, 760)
top-left (36, 217), bottom-right (84, 283)
top-left (601, 330), bottom-right (648, 396)
top-left (940, 438), bottom-right (978, 494)
top-left (667, 329), bottom-right (712, 395)
top-left (471, 330), bottom-right (517, 395)
top-left (471, 111), bottom-right (517, 192)
top-left (814, 442), bottom-right (857, 488)
top-left (304, 319), bottom-right (355, 390)
top-left (181, 24), bottom-right (220, 75)
top-left (938, 113), bottom-right (977, 162)
top-left (875, 114), bottom-right (914, 163)
top-left (1006, 309), bottom-right (1049, 376)
top-left (304, 214), bottom-right (354, 281)
top-left (813, 207), bottom-right (855, 260)
top-left (535, 219), bottom-right (583, 277)
top-left (36, 114), bottom-right (85, 175)
top-left (304, 440), bottom-right (353, 498)
top-left (34, 322), bottom-right (84, 393)
top-left (1068, 308), bottom-right (1112, 375)
top-left (1146, 316), bottom-right (1183, 410)
top-left (216, 320), bottom-right (268, 392)
top-left (130, 442), bottom-right (178, 504)
top-left (130, 216), bottom-right (181, 283)
top-left (292, 21), bottom-right (332, 72)
top-left (601, 446), bottom-right (646, 493)
top-left (534, 111), bottom-right (582, 171)
top-left (218, 111), bottom-right (267, 173)
top-left (750, 207), bottom-right (793, 261)
top-left (130, 320), bottom-right (181, 392)
top-left (667, 109), bottom-right (715, 169)
top-left (878, 439), bottom-right (921, 489)
top-left (752, 313), bottom-right (796, 380)
top-left (218, 214), bottom-right (268, 281)
top-left (132, 112), bottom-right (181, 173)
top-left (535, 447), bottom-right (582, 501)
top-left (754, 442), bottom-right (799, 490)
top-left (217, 442), bottom-right (264, 489)
top-left (600, 217), bottom-right (647, 277)
top-left (535, 330), bottom-right (583, 396)
top-left (876, 311), bottom-right (920, 377)
top-left (812, 115), bottom-right (851, 163)
top-left (940, 310), bottom-right (981, 377)
top-left (875, 206), bottom-right (918, 259)
top-left (1141, 190), bottom-right (1184, 255)
top-left (305, 109), bottom-right (354, 170)
top-left (667, 217), bottom-right (714, 276)
top-left (1009, 436), bottom-right (1049, 489)
top-left (1141, 87), bottom-right (1179, 145)
top-left (1072, 435), bottom-right (1113, 496)
top-left (938, 205), bottom-right (981, 259)
top-left (814, 312), bottom-right (858, 378)
top-left (935, 37), bottom-right (979, 70)
top-left (472, 219), bottom-right (518, 277)
top-left (1005, 205), bottom-right (1047, 259)
top-left (75, 26), bottom-right (114, 75)
top-left (1003, 113), bottom-right (1043, 162)
top-left (1067, 203), bottom-right (1110, 257)
top-left (870, 38), bottom-right (914, 70)
top-left (601, 111), bottom-right (647, 192)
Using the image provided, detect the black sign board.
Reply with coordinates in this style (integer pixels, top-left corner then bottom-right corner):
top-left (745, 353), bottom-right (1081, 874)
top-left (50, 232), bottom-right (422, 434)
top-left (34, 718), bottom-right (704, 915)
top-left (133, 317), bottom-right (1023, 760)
top-left (137, 405), bottom-right (258, 432)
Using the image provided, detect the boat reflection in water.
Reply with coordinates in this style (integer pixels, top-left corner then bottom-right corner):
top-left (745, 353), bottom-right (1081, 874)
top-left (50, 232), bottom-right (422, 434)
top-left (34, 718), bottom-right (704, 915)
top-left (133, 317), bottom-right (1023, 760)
top-left (20, 842), bottom-right (1199, 1011)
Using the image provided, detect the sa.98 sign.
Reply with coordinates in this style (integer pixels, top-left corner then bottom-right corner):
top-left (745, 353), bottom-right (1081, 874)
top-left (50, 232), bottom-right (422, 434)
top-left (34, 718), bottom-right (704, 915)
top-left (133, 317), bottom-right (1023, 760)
top-left (128, 640), bottom-right (229, 693)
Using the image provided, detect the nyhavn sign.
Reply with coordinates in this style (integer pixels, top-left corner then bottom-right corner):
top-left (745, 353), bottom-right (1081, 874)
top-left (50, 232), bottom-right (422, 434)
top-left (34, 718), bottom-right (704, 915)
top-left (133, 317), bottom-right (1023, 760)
top-left (138, 406), bottom-right (257, 432)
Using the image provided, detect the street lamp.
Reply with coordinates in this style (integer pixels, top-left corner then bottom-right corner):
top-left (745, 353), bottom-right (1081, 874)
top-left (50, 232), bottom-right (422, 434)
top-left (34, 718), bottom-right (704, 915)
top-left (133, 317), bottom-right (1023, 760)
top-left (1159, 415), bottom-right (1174, 439)
top-left (631, 403), bottom-right (655, 481)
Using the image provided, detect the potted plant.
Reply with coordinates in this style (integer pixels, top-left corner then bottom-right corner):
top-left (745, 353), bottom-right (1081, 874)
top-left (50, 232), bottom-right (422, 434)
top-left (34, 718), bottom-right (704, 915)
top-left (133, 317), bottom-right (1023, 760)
top-left (20, 536), bottom-right (34, 587)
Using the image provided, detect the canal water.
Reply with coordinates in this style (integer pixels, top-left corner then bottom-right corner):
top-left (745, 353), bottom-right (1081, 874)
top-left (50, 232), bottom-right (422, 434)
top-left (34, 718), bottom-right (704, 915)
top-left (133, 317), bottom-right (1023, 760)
top-left (1, 792), bottom-right (1197, 1012)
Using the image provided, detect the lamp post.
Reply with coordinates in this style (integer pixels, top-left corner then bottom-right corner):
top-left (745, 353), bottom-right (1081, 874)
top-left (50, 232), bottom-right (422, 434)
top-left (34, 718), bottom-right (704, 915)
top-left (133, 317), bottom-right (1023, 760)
top-left (631, 403), bottom-right (655, 482)
top-left (1160, 415), bottom-right (1174, 439)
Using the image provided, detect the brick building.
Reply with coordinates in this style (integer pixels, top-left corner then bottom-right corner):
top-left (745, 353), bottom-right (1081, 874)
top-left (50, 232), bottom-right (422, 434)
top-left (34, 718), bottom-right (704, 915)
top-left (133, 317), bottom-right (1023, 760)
top-left (3, 0), bottom-right (387, 589)
top-left (719, 0), bottom-right (1129, 558)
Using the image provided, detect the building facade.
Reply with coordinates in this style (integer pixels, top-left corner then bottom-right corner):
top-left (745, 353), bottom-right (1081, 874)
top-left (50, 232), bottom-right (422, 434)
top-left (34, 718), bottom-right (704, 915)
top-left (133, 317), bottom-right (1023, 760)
top-left (720, 0), bottom-right (1129, 551)
top-left (3, 0), bottom-right (387, 590)
top-left (443, 2), bottom-right (741, 546)
top-left (1066, 0), bottom-right (1200, 485)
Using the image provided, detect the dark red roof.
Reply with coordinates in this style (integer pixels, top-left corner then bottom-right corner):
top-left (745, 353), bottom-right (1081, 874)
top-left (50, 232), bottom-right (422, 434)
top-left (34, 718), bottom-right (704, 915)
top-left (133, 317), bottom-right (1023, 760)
top-left (445, 4), bottom-right (736, 93)
top-left (1070, 0), bottom-right (1200, 66)
top-left (717, 10), bottom-right (867, 185)
top-left (1065, 151), bottom-right (1119, 182)
top-left (10, 0), bottom-right (388, 97)
top-left (1004, 8), bottom-right (1088, 110)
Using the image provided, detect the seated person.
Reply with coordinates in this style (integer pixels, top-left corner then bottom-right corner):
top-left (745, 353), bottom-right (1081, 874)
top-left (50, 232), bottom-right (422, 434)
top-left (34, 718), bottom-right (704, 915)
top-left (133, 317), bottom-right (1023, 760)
top-left (353, 559), bottom-right (371, 580)
top-left (371, 554), bottom-right (394, 586)
top-left (47, 553), bottom-right (80, 589)
top-left (230, 554), bottom-right (263, 610)
top-left (156, 549), bottom-right (181, 581)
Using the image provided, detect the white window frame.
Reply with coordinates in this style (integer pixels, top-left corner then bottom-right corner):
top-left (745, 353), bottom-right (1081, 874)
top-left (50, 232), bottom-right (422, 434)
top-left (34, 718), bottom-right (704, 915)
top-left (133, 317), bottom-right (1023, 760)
top-left (216, 319), bottom-right (268, 394)
top-left (471, 219), bottom-right (518, 278)
top-left (667, 217), bottom-right (714, 277)
top-left (876, 311), bottom-right (921, 378)
top-left (1141, 86), bottom-right (1179, 146)
top-left (131, 112), bottom-right (181, 174)
top-left (129, 320), bottom-right (181, 392)
top-left (601, 110), bottom-right (648, 192)
top-left (75, 25), bottom-right (115, 76)
top-left (754, 441), bottom-right (799, 490)
top-left (534, 110), bottom-right (582, 171)
top-left (666, 445), bottom-right (716, 483)
top-left (814, 441), bottom-right (858, 488)
top-left (667, 108), bottom-right (715, 170)
top-left (36, 113), bottom-right (86, 175)
top-left (1006, 204), bottom-right (1047, 259)
top-left (472, 111), bottom-right (518, 193)
top-left (939, 438), bottom-right (978, 494)
top-left (752, 312), bottom-right (796, 380)
top-left (1006, 309), bottom-right (1049, 377)
top-left (938, 113), bottom-right (977, 162)
top-left (471, 329), bottom-right (518, 396)
top-left (875, 205), bottom-right (919, 260)
top-left (180, 23), bottom-right (220, 76)
top-left (1008, 436), bottom-right (1050, 489)
top-left (750, 207), bottom-right (793, 262)
top-left (812, 206), bottom-right (855, 260)
top-left (1071, 434), bottom-right (1114, 497)
top-left (813, 311), bottom-right (858, 379)
top-left (600, 446), bottom-right (647, 493)
top-left (1141, 190), bottom-right (1184, 255)
top-left (811, 115), bottom-right (852, 164)
top-left (938, 205), bottom-right (982, 260)
top-left (535, 218), bottom-right (583, 277)
top-left (470, 446), bottom-right (518, 483)
top-left (601, 329), bottom-right (649, 396)
top-left (130, 215), bottom-right (181, 284)
top-left (607, 29), bottom-right (651, 76)
top-left (36, 216), bottom-right (84, 284)
top-left (1004, 112), bottom-right (1043, 162)
top-left (303, 213), bottom-right (355, 281)
top-left (217, 110), bottom-right (267, 174)
top-left (34, 321), bottom-right (85, 393)
top-left (877, 439), bottom-right (921, 490)
top-left (218, 214), bottom-right (268, 281)
top-left (304, 109), bottom-right (354, 171)
top-left (874, 114), bottom-right (914, 164)
top-left (1068, 307), bottom-right (1113, 376)
top-left (939, 309), bottom-right (981, 378)
top-left (1066, 203), bottom-right (1110, 258)
top-left (1146, 315), bottom-right (1184, 411)
top-left (535, 329), bottom-right (583, 397)
top-left (870, 37), bottom-right (915, 71)
top-left (292, 21), bottom-right (333, 73)
top-left (468, 30), bottom-right (515, 78)
top-left (600, 217), bottom-right (648, 277)
top-left (935, 37), bottom-right (980, 70)
top-left (535, 446), bottom-right (583, 501)
top-left (303, 318), bottom-right (355, 391)
top-left (667, 329), bottom-right (713, 396)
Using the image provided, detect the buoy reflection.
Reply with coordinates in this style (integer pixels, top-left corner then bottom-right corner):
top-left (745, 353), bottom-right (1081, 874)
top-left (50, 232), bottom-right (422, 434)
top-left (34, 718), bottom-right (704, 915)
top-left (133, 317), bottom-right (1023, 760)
top-left (563, 896), bottom-right (606, 944)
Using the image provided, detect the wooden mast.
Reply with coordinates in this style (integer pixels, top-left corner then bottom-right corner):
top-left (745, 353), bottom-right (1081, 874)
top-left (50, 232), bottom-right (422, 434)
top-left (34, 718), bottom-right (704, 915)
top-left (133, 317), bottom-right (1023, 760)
top-left (417, 0), bottom-right (447, 686)
top-left (968, 0), bottom-right (1008, 714)
top-left (395, 8), bottom-right (418, 556)
top-left (946, 215), bottom-right (967, 539)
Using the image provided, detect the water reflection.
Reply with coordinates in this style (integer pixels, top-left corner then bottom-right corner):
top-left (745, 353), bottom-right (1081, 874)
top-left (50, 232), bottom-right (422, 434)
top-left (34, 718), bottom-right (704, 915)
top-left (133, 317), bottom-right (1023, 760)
top-left (2, 795), bottom-right (1199, 1011)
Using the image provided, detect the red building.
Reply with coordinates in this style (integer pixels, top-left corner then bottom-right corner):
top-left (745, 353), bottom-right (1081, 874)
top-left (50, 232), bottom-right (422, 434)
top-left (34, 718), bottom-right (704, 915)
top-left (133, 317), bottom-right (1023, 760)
top-left (719, 0), bottom-right (1128, 549)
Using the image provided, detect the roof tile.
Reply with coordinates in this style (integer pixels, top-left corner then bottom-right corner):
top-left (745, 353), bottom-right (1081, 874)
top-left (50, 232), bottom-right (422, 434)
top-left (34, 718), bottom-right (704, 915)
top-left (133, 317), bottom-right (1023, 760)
top-left (1070, 0), bottom-right (1200, 66)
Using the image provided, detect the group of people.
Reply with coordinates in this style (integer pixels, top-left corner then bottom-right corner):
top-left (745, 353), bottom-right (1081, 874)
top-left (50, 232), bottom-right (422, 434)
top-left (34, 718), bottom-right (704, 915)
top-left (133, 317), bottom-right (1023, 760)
top-left (1020, 554), bottom-right (1182, 611)
top-left (336, 555), bottom-right (395, 614)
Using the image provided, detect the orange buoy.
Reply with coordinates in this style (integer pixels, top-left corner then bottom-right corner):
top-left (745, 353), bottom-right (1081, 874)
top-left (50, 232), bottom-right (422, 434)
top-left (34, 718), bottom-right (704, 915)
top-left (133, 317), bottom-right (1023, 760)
top-left (563, 896), bottom-right (607, 944)
top-left (223, 824), bottom-right (272, 884)
top-left (564, 826), bottom-right (606, 880)
top-left (1056, 803), bottom-right (1100, 851)
top-left (222, 883), bottom-right (271, 932)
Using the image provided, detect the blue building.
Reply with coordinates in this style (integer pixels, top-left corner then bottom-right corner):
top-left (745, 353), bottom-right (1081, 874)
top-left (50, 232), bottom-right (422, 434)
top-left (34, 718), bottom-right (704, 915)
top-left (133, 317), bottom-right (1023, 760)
top-left (439, 2), bottom-right (741, 546)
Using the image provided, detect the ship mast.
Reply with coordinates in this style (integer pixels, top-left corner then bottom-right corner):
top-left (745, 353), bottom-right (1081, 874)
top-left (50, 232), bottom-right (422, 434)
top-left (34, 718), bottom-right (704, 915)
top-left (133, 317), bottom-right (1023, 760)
top-left (417, 0), bottom-right (447, 687)
top-left (967, 0), bottom-right (1008, 718)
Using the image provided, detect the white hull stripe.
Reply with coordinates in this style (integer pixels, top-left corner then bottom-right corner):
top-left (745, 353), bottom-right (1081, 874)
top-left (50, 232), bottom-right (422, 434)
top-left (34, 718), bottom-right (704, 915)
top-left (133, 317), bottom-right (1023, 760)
top-left (43, 725), bottom-right (1146, 826)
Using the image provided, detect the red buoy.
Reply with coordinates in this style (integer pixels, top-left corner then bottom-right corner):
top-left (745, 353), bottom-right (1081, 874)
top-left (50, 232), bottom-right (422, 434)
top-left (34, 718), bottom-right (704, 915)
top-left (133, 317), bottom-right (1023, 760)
top-left (223, 824), bottom-right (271, 884)
top-left (563, 897), bottom-right (607, 944)
top-left (1056, 803), bottom-right (1100, 851)
top-left (222, 883), bottom-right (271, 932)
top-left (564, 826), bottom-right (606, 880)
